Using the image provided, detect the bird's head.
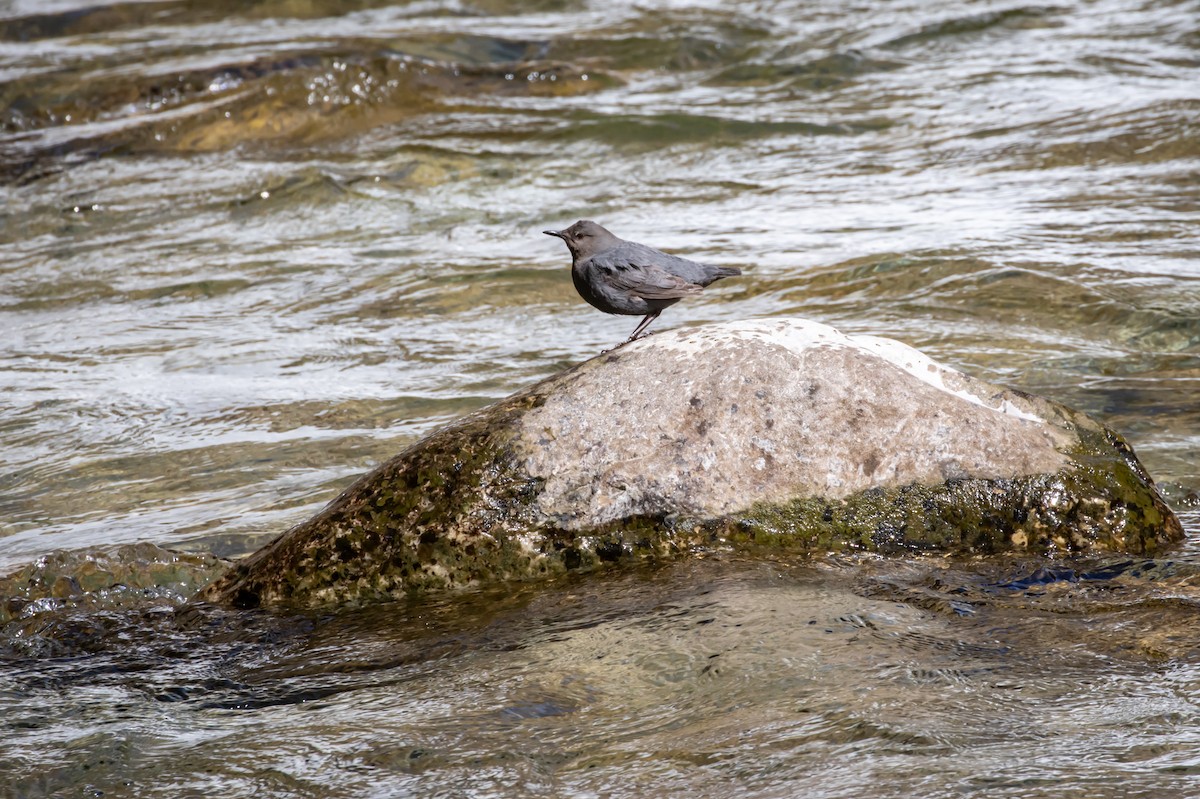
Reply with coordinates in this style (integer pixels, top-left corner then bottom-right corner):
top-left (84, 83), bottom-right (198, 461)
top-left (543, 219), bottom-right (619, 260)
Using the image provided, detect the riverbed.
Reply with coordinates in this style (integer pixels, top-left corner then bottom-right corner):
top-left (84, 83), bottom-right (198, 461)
top-left (2, 0), bottom-right (1199, 796)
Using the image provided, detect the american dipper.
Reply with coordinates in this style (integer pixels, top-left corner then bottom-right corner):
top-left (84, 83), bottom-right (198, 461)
top-left (543, 220), bottom-right (741, 346)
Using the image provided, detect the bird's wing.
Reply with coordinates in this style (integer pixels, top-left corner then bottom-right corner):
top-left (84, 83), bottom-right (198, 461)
top-left (589, 251), bottom-right (704, 300)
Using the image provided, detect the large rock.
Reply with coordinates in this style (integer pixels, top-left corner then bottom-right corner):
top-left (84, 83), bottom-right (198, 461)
top-left (199, 318), bottom-right (1183, 609)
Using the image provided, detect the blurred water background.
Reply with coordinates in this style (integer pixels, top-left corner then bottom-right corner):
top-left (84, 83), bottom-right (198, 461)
top-left (1, 0), bottom-right (1199, 796)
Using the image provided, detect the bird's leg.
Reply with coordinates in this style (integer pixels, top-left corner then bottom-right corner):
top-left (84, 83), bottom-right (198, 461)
top-left (601, 312), bottom-right (662, 353)
top-left (624, 310), bottom-right (661, 344)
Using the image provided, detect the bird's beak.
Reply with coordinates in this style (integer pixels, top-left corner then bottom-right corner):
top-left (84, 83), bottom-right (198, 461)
top-left (543, 230), bottom-right (566, 239)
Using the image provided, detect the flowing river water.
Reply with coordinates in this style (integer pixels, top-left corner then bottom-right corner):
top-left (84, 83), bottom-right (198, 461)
top-left (2, 0), bottom-right (1200, 796)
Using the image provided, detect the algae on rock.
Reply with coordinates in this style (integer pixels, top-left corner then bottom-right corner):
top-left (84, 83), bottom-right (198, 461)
top-left (199, 319), bottom-right (1183, 609)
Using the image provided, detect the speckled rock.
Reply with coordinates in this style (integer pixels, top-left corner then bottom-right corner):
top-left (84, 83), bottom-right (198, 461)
top-left (199, 318), bottom-right (1183, 609)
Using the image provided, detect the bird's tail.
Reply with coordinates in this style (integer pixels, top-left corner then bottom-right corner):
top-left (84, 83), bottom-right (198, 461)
top-left (715, 266), bottom-right (742, 277)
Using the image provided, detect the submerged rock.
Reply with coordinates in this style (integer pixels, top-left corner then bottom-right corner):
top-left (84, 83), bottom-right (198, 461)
top-left (199, 318), bottom-right (1183, 609)
top-left (1, 543), bottom-right (228, 629)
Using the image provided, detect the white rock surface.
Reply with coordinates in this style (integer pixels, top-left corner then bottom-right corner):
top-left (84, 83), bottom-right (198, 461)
top-left (518, 318), bottom-right (1074, 528)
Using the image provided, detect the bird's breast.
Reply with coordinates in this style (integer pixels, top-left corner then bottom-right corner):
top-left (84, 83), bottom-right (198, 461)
top-left (572, 262), bottom-right (648, 316)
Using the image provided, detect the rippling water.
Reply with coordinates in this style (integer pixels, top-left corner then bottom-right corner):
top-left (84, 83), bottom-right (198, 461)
top-left (2, 0), bottom-right (1199, 795)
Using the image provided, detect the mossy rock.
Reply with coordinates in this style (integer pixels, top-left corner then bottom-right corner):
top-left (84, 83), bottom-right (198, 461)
top-left (198, 319), bottom-right (1183, 609)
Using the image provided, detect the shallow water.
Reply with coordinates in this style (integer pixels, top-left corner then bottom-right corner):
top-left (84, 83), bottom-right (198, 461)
top-left (1, 0), bottom-right (1199, 795)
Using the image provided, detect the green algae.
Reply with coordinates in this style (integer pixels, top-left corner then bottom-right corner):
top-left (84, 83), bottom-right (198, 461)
top-left (201, 390), bottom-right (552, 609)
top-left (720, 463), bottom-right (1180, 559)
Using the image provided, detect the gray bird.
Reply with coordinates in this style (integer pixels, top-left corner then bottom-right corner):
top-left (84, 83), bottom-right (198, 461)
top-left (543, 220), bottom-right (741, 347)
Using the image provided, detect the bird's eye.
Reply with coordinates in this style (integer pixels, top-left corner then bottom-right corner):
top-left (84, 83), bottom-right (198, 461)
top-left (576, 231), bottom-right (589, 238)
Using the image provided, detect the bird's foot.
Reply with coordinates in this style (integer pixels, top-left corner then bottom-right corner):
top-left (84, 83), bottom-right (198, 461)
top-left (601, 329), bottom-right (658, 355)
